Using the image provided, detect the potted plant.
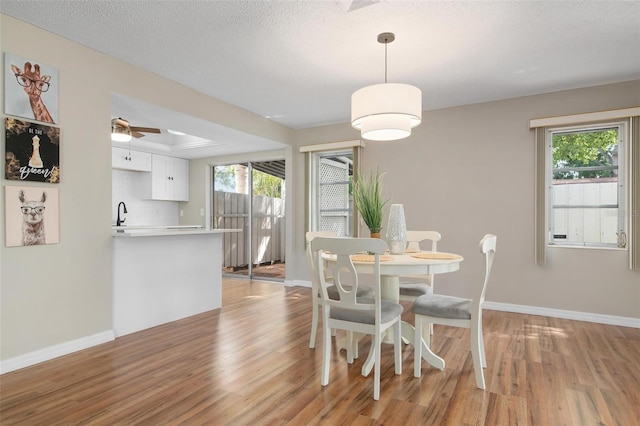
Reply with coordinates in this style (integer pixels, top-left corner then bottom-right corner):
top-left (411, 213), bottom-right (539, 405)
top-left (352, 168), bottom-right (389, 238)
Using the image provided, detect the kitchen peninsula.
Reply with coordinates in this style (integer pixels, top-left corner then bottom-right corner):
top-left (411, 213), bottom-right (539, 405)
top-left (112, 226), bottom-right (241, 336)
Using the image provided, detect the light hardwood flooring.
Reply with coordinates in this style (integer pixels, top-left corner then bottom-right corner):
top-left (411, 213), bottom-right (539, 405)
top-left (1, 278), bottom-right (639, 425)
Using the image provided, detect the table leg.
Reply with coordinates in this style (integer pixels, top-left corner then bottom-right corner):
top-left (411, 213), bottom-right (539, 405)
top-left (361, 320), bottom-right (444, 376)
top-left (401, 321), bottom-right (445, 370)
top-left (361, 273), bottom-right (448, 376)
top-left (336, 332), bottom-right (365, 359)
top-left (361, 343), bottom-right (375, 376)
top-left (381, 275), bottom-right (399, 302)
top-left (380, 275), bottom-right (399, 344)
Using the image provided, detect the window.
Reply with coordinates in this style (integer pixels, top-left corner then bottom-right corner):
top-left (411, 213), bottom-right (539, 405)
top-left (309, 149), bottom-right (354, 237)
top-left (547, 123), bottom-right (626, 248)
top-left (301, 140), bottom-right (363, 238)
top-left (533, 108), bottom-right (639, 268)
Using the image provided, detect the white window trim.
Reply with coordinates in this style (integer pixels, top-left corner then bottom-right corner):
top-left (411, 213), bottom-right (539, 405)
top-left (304, 144), bottom-right (362, 239)
top-left (533, 108), bottom-right (640, 270)
top-left (545, 121), bottom-right (627, 250)
top-left (299, 139), bottom-right (364, 153)
top-left (530, 107), bottom-right (640, 129)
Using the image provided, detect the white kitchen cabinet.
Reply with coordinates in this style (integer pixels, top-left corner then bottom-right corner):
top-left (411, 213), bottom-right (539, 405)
top-left (112, 147), bottom-right (152, 172)
top-left (143, 154), bottom-right (189, 201)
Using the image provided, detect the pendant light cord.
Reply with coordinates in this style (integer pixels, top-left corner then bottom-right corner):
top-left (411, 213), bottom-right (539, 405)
top-left (378, 32), bottom-right (394, 83)
top-left (384, 41), bottom-right (388, 83)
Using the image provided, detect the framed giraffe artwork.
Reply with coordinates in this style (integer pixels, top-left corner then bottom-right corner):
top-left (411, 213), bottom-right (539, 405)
top-left (5, 117), bottom-right (60, 183)
top-left (4, 185), bottom-right (60, 247)
top-left (4, 52), bottom-right (59, 125)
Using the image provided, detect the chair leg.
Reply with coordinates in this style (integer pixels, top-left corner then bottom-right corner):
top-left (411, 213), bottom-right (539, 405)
top-left (423, 320), bottom-right (431, 348)
top-left (373, 332), bottom-right (381, 400)
top-left (352, 334), bottom-right (359, 360)
top-left (346, 331), bottom-right (354, 364)
top-left (321, 316), bottom-right (331, 386)
top-left (394, 320), bottom-right (402, 375)
top-left (414, 315), bottom-right (423, 378)
top-left (470, 322), bottom-right (485, 390)
top-left (309, 300), bottom-right (319, 348)
top-left (478, 313), bottom-right (487, 368)
top-left (479, 328), bottom-right (486, 368)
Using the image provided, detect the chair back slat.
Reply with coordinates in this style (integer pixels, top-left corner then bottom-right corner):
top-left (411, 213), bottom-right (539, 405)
top-left (403, 231), bottom-right (442, 289)
top-left (306, 231), bottom-right (337, 287)
top-left (311, 237), bottom-right (387, 314)
top-left (405, 230), bottom-right (441, 252)
top-left (475, 234), bottom-right (497, 306)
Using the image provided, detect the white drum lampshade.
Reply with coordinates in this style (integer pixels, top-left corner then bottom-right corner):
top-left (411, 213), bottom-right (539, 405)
top-left (351, 32), bottom-right (423, 141)
top-left (351, 83), bottom-right (422, 141)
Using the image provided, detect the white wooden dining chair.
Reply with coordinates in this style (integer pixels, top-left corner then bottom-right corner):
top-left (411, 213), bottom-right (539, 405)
top-left (305, 231), bottom-right (373, 348)
top-left (412, 234), bottom-right (497, 390)
top-left (399, 230), bottom-right (442, 301)
top-left (311, 236), bottom-right (403, 400)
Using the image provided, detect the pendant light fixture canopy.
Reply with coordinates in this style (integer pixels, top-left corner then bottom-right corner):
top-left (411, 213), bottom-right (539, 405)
top-left (351, 32), bottom-right (422, 141)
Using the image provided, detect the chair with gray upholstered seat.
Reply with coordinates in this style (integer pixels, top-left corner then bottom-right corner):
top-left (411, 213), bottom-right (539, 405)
top-left (305, 231), bottom-right (373, 348)
top-left (399, 231), bottom-right (442, 302)
top-left (412, 234), bottom-right (497, 389)
top-left (310, 236), bottom-right (403, 400)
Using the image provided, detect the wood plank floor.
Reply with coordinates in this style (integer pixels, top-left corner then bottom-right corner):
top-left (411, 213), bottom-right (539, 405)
top-left (1, 277), bottom-right (639, 425)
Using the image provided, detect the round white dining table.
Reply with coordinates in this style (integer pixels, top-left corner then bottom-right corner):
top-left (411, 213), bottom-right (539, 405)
top-left (322, 250), bottom-right (464, 375)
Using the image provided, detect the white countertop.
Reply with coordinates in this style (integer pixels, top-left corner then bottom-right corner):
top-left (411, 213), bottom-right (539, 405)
top-left (112, 225), bottom-right (241, 237)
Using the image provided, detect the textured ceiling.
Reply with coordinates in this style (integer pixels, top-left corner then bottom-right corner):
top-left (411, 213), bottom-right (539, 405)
top-left (2, 0), bottom-right (639, 157)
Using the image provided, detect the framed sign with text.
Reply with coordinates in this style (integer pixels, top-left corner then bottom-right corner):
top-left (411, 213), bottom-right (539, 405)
top-left (5, 117), bottom-right (60, 183)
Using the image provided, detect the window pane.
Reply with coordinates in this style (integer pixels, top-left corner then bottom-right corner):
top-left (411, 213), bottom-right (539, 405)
top-left (550, 126), bottom-right (623, 247)
top-left (552, 128), bottom-right (618, 180)
top-left (319, 154), bottom-right (353, 237)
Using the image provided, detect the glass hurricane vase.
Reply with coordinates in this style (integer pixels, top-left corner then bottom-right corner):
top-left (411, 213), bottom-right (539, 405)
top-left (386, 204), bottom-right (407, 255)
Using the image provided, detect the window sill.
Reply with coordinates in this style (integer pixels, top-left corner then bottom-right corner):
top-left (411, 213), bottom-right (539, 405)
top-left (548, 244), bottom-right (627, 251)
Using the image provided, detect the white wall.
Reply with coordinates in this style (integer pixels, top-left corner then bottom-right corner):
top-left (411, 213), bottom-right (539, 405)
top-left (112, 169), bottom-right (179, 226)
top-left (0, 14), bottom-right (294, 367)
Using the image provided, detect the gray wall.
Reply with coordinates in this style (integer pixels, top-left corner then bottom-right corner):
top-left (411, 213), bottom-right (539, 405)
top-left (292, 81), bottom-right (640, 318)
top-left (1, 13), bottom-right (638, 368)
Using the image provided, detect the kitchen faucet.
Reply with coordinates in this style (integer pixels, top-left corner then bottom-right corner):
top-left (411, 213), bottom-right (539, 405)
top-left (116, 201), bottom-right (128, 226)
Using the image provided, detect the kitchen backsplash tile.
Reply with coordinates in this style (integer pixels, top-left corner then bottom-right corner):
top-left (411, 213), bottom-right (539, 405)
top-left (112, 169), bottom-right (179, 226)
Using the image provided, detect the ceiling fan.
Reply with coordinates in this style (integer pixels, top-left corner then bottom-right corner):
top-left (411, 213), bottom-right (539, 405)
top-left (111, 117), bottom-right (161, 142)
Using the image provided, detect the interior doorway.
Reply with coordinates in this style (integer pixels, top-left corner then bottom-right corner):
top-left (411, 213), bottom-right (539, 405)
top-left (212, 160), bottom-right (286, 281)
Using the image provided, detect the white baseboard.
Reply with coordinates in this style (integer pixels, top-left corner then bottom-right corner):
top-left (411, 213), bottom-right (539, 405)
top-left (0, 330), bottom-right (115, 375)
top-left (285, 279), bottom-right (311, 288)
top-left (483, 301), bottom-right (640, 328)
top-left (287, 282), bottom-right (639, 328)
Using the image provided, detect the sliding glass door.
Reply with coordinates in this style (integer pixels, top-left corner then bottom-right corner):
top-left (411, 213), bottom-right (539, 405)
top-left (212, 160), bottom-right (285, 281)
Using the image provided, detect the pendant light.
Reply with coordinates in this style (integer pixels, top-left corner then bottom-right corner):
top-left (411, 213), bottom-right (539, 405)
top-left (351, 32), bottom-right (422, 141)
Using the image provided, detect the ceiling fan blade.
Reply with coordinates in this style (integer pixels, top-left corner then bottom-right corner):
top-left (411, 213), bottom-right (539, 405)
top-left (131, 130), bottom-right (146, 138)
top-left (130, 126), bottom-right (161, 134)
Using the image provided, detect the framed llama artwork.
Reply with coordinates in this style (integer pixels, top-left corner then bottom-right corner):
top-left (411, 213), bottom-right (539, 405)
top-left (5, 117), bottom-right (60, 183)
top-left (4, 52), bottom-right (59, 124)
top-left (4, 185), bottom-right (60, 247)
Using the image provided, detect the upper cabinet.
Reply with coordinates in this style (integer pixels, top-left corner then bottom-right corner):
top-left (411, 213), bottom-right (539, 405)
top-left (143, 154), bottom-right (189, 201)
top-left (112, 147), bottom-right (151, 172)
